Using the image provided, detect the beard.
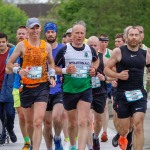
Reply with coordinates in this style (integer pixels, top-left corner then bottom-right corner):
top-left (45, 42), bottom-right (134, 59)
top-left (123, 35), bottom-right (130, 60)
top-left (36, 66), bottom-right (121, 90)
top-left (46, 36), bottom-right (56, 44)
top-left (127, 39), bottom-right (139, 48)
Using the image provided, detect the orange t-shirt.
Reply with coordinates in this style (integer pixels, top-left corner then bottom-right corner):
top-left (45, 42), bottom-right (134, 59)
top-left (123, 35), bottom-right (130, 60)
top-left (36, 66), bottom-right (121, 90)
top-left (22, 39), bottom-right (48, 85)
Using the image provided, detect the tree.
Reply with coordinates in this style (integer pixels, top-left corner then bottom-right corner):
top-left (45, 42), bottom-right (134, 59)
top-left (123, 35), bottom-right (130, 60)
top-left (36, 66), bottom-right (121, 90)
top-left (0, 3), bottom-right (28, 44)
top-left (55, 0), bottom-right (150, 48)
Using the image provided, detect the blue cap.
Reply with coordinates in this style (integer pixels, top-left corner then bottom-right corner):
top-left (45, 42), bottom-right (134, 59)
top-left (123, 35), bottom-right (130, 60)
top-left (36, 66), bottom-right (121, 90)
top-left (44, 22), bottom-right (58, 34)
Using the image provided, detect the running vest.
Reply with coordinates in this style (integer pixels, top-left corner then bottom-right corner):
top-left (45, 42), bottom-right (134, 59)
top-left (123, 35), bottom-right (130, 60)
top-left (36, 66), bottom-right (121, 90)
top-left (22, 39), bottom-right (48, 85)
top-left (142, 44), bottom-right (148, 51)
top-left (116, 45), bottom-right (146, 90)
top-left (104, 48), bottom-right (111, 58)
top-left (63, 43), bottom-right (93, 93)
top-left (92, 52), bottom-right (107, 95)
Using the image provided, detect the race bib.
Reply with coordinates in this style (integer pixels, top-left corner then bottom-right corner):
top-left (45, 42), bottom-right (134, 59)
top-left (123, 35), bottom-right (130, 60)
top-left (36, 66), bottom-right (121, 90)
top-left (27, 66), bottom-right (42, 79)
top-left (71, 66), bottom-right (89, 78)
top-left (91, 77), bottom-right (101, 88)
top-left (125, 90), bottom-right (143, 102)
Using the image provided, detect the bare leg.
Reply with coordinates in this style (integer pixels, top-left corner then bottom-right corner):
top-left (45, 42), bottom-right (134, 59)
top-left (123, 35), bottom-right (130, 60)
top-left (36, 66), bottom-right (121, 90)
top-left (32, 102), bottom-right (47, 150)
top-left (43, 111), bottom-right (53, 148)
top-left (77, 100), bottom-right (91, 150)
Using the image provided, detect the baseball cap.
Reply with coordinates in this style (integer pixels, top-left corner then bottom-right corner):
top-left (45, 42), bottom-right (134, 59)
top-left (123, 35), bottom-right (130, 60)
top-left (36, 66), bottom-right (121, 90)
top-left (44, 22), bottom-right (58, 34)
top-left (66, 28), bottom-right (72, 34)
top-left (26, 17), bottom-right (41, 28)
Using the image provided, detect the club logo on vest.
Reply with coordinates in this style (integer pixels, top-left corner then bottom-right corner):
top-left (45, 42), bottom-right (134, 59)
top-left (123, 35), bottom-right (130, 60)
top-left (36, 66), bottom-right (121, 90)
top-left (84, 52), bottom-right (89, 58)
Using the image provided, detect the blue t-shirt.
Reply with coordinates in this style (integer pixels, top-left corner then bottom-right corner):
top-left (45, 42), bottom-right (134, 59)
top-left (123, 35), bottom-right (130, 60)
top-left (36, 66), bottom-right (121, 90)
top-left (50, 43), bottom-right (64, 94)
top-left (8, 47), bottom-right (21, 89)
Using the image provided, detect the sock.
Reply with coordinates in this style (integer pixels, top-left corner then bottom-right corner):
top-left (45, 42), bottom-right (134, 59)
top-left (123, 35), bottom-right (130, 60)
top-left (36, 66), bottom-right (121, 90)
top-left (47, 148), bottom-right (53, 150)
top-left (24, 136), bottom-right (30, 143)
top-left (54, 135), bottom-right (61, 141)
top-left (87, 144), bottom-right (92, 150)
top-left (94, 133), bottom-right (99, 139)
top-left (64, 137), bottom-right (69, 142)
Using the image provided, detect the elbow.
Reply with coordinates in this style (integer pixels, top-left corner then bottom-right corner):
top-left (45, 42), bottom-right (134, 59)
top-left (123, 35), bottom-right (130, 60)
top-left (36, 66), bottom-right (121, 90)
top-left (5, 67), bottom-right (12, 74)
top-left (5, 65), bottom-right (13, 74)
top-left (104, 67), bottom-right (108, 76)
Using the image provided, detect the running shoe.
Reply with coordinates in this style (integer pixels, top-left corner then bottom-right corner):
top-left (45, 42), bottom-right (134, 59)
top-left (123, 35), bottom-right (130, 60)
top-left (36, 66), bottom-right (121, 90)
top-left (118, 136), bottom-right (128, 150)
top-left (126, 144), bottom-right (132, 150)
top-left (63, 138), bottom-right (70, 150)
top-left (127, 129), bottom-right (133, 149)
top-left (101, 132), bottom-right (108, 142)
top-left (112, 133), bottom-right (120, 147)
top-left (93, 137), bottom-right (100, 150)
top-left (7, 130), bottom-right (17, 143)
top-left (69, 146), bottom-right (76, 150)
top-left (22, 143), bottom-right (30, 150)
top-left (54, 138), bottom-right (63, 150)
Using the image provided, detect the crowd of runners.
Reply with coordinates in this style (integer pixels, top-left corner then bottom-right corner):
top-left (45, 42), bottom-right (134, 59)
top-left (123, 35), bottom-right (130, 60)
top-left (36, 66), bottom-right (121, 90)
top-left (0, 17), bottom-right (150, 150)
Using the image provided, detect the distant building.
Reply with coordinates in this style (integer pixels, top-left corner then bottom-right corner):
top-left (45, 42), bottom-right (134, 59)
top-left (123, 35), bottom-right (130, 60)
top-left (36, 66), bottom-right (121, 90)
top-left (17, 3), bottom-right (53, 17)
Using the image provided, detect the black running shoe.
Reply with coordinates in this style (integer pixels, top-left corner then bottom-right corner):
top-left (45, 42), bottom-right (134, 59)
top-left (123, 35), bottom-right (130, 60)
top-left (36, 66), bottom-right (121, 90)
top-left (127, 144), bottom-right (132, 150)
top-left (7, 130), bottom-right (17, 143)
top-left (93, 134), bottom-right (100, 150)
top-left (127, 128), bottom-right (133, 149)
top-left (112, 133), bottom-right (120, 147)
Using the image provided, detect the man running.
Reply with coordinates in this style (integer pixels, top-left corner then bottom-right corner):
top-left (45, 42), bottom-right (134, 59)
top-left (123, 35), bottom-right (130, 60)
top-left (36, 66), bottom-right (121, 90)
top-left (43, 21), bottom-right (64, 150)
top-left (104, 26), bottom-right (150, 150)
top-left (55, 21), bottom-right (99, 150)
top-left (6, 17), bottom-right (56, 150)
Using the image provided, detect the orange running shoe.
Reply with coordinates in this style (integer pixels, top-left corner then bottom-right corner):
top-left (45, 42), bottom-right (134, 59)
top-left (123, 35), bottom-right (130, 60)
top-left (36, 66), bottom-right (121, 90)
top-left (101, 132), bottom-right (108, 142)
top-left (118, 136), bottom-right (128, 150)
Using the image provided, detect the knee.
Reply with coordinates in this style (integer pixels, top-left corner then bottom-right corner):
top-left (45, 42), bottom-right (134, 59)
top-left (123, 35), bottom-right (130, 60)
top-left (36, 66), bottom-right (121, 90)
top-left (44, 119), bottom-right (52, 130)
top-left (78, 118), bottom-right (89, 127)
top-left (134, 122), bottom-right (143, 134)
top-left (119, 128), bottom-right (129, 137)
top-left (94, 118), bottom-right (102, 127)
top-left (18, 113), bottom-right (25, 122)
top-left (68, 120), bottom-right (78, 129)
top-left (53, 115), bottom-right (62, 125)
top-left (34, 118), bottom-right (43, 128)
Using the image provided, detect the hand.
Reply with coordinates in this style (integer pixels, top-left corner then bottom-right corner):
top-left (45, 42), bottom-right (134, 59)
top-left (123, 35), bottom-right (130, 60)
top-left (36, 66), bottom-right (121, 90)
top-left (19, 68), bottom-right (29, 77)
top-left (112, 80), bottom-right (118, 87)
top-left (66, 64), bottom-right (76, 74)
top-left (117, 70), bottom-right (129, 80)
top-left (97, 72), bottom-right (105, 81)
top-left (49, 77), bottom-right (56, 87)
top-left (89, 67), bottom-right (96, 77)
top-left (14, 63), bottom-right (20, 67)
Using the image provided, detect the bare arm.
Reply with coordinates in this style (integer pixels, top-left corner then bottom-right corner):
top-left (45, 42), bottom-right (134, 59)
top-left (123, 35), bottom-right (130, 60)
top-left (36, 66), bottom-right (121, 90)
top-left (46, 43), bottom-right (55, 69)
top-left (104, 47), bottom-right (129, 80)
top-left (6, 42), bottom-right (23, 74)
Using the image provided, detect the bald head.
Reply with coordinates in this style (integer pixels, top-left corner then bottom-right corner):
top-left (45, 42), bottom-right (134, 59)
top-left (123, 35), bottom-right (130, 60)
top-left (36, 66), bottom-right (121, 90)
top-left (87, 36), bottom-right (99, 52)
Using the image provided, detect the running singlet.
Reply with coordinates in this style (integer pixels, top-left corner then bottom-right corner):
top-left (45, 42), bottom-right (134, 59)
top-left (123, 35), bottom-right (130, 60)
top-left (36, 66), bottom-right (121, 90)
top-left (55, 43), bottom-right (98, 93)
top-left (22, 39), bottom-right (48, 85)
top-left (104, 48), bottom-right (111, 58)
top-left (116, 45), bottom-right (146, 91)
top-left (92, 52), bottom-right (107, 94)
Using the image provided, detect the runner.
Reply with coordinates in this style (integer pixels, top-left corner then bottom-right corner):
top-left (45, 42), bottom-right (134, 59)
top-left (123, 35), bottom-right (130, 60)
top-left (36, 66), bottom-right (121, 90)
top-left (6, 17), bottom-right (56, 150)
top-left (43, 21), bottom-right (64, 150)
top-left (104, 26), bottom-right (150, 150)
top-left (55, 21), bottom-right (99, 150)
